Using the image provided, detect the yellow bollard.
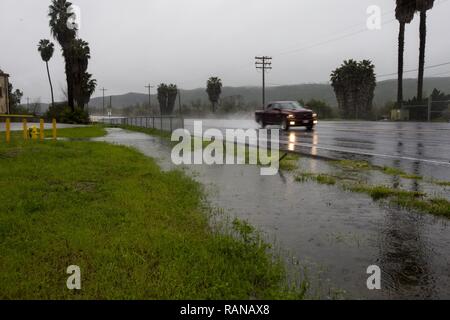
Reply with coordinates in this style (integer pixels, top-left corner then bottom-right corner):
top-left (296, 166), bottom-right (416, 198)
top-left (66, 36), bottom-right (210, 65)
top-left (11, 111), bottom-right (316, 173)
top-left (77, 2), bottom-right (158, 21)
top-left (6, 118), bottom-right (11, 143)
top-left (23, 118), bottom-right (28, 140)
top-left (40, 119), bottom-right (45, 141)
top-left (32, 125), bottom-right (38, 140)
top-left (52, 118), bottom-right (57, 140)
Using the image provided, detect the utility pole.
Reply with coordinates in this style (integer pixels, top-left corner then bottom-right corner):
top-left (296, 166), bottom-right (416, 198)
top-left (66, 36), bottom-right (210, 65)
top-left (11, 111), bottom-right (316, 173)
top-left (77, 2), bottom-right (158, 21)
top-left (178, 89), bottom-right (182, 116)
top-left (427, 96), bottom-right (432, 122)
top-left (109, 96), bottom-right (112, 117)
top-left (145, 84), bottom-right (154, 114)
top-left (255, 56), bottom-right (272, 110)
top-left (101, 88), bottom-right (107, 117)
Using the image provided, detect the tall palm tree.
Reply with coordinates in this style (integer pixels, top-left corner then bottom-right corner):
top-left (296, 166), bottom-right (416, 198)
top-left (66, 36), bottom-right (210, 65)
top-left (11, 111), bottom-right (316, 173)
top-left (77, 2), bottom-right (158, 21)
top-left (38, 39), bottom-right (55, 108)
top-left (395, 0), bottom-right (416, 109)
top-left (416, 0), bottom-right (435, 101)
top-left (49, 0), bottom-right (77, 111)
top-left (206, 77), bottom-right (222, 113)
top-left (71, 39), bottom-right (91, 109)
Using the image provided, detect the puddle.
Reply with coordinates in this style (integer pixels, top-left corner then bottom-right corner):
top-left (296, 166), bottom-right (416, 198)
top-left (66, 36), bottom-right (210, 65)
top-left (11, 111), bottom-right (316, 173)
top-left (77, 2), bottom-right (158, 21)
top-left (94, 128), bottom-right (450, 299)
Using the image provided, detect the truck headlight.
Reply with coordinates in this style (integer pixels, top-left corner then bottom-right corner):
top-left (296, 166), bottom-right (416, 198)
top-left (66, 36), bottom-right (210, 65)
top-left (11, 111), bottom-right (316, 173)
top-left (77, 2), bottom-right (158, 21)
top-left (287, 114), bottom-right (294, 118)
top-left (313, 113), bottom-right (317, 118)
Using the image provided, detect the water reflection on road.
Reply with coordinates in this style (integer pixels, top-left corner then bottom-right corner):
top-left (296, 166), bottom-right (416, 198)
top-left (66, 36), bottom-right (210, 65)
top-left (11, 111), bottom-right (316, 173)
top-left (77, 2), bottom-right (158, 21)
top-left (96, 127), bottom-right (450, 299)
top-left (184, 120), bottom-right (450, 181)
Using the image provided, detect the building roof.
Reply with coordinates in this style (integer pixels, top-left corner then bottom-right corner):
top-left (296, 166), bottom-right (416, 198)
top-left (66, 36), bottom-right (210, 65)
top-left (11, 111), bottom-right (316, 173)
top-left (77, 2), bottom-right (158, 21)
top-left (0, 69), bottom-right (10, 77)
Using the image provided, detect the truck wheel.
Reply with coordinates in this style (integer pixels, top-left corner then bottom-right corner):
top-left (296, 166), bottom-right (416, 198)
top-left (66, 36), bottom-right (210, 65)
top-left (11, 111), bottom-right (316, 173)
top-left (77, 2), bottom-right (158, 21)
top-left (306, 125), bottom-right (314, 131)
top-left (281, 119), bottom-right (290, 131)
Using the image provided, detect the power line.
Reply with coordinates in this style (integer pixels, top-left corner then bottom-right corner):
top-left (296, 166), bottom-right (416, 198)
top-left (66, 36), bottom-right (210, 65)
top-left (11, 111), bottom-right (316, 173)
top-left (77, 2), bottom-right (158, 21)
top-left (273, 0), bottom-right (449, 58)
top-left (377, 61), bottom-right (450, 78)
top-left (275, 19), bottom-right (396, 57)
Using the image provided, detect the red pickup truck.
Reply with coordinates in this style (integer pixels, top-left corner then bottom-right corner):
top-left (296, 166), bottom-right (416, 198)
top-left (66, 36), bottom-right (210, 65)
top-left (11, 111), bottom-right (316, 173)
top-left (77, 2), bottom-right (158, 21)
top-left (255, 101), bottom-right (317, 131)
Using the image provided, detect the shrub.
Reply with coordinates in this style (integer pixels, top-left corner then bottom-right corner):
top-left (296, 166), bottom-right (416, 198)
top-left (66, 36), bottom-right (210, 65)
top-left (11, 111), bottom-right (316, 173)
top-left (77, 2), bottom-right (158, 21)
top-left (45, 102), bottom-right (90, 124)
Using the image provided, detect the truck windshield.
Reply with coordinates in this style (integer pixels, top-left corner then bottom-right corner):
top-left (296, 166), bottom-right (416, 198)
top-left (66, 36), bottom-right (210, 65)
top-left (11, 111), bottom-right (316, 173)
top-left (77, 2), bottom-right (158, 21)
top-left (279, 102), bottom-right (305, 110)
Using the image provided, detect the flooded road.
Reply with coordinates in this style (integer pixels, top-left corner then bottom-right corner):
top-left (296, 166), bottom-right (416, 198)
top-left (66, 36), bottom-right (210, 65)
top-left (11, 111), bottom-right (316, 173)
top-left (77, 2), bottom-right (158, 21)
top-left (184, 120), bottom-right (450, 181)
top-left (96, 127), bottom-right (450, 299)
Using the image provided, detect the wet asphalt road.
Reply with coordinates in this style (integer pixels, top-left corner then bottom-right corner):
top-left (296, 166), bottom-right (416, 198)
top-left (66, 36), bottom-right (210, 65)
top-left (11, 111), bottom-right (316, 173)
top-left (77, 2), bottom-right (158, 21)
top-left (184, 120), bottom-right (450, 181)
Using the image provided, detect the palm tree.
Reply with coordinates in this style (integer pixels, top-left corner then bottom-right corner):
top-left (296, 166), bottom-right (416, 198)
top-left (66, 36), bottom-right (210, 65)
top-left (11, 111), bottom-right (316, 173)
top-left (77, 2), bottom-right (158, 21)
top-left (206, 77), bottom-right (223, 113)
top-left (330, 60), bottom-right (376, 119)
top-left (38, 39), bottom-right (55, 109)
top-left (395, 0), bottom-right (416, 109)
top-left (416, 0), bottom-right (435, 101)
top-left (167, 84), bottom-right (178, 115)
top-left (157, 84), bottom-right (169, 115)
top-left (49, 0), bottom-right (77, 111)
top-left (71, 39), bottom-right (92, 109)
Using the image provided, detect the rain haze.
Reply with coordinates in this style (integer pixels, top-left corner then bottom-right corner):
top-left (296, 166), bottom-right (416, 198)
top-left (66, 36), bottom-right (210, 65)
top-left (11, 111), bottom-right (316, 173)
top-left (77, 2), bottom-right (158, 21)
top-left (1, 0), bottom-right (450, 102)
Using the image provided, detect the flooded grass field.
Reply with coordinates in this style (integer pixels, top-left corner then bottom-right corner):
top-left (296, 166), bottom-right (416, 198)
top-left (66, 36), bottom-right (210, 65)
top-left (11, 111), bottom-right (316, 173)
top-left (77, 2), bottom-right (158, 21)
top-left (96, 124), bottom-right (450, 299)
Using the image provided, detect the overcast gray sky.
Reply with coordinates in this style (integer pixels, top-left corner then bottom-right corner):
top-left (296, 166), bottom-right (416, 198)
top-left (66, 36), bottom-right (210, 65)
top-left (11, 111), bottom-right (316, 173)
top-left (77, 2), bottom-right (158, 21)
top-left (1, 0), bottom-right (450, 103)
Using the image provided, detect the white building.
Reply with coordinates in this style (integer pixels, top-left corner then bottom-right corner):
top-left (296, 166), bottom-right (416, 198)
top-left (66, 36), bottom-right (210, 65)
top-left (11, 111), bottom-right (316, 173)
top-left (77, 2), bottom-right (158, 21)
top-left (0, 69), bottom-right (10, 114)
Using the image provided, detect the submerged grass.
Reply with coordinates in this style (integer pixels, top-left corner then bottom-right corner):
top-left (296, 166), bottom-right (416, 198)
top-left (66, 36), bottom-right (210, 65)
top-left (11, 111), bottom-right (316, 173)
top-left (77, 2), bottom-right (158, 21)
top-left (295, 171), bottom-right (450, 218)
top-left (343, 184), bottom-right (424, 201)
top-left (0, 127), bottom-right (305, 299)
top-left (333, 159), bottom-right (423, 180)
top-left (295, 173), bottom-right (337, 185)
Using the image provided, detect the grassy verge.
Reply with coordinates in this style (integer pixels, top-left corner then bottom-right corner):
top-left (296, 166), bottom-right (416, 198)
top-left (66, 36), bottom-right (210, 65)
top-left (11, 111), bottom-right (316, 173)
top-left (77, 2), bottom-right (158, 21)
top-left (119, 125), bottom-right (172, 140)
top-left (50, 125), bottom-right (107, 139)
top-left (118, 125), bottom-right (299, 172)
top-left (2, 125), bottom-right (107, 141)
top-left (0, 128), bottom-right (304, 299)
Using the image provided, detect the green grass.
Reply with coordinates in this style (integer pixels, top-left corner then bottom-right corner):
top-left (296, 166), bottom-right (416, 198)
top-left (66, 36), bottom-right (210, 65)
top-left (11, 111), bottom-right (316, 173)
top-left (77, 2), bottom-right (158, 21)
top-left (343, 183), bottom-right (450, 218)
top-left (51, 125), bottom-right (107, 139)
top-left (434, 180), bottom-right (450, 187)
top-left (295, 173), bottom-right (336, 185)
top-left (0, 129), bottom-right (304, 299)
top-left (295, 169), bottom-right (450, 218)
top-left (119, 125), bottom-right (172, 140)
top-left (333, 159), bottom-right (423, 180)
top-left (344, 184), bottom-right (424, 201)
top-left (393, 197), bottom-right (450, 217)
top-left (2, 125), bottom-right (107, 141)
top-left (279, 153), bottom-right (300, 171)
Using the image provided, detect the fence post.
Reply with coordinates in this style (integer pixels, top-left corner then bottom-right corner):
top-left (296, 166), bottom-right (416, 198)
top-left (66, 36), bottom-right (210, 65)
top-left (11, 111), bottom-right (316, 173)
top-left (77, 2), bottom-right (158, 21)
top-left (6, 118), bottom-right (10, 143)
top-left (170, 117), bottom-right (173, 132)
top-left (23, 118), bottom-right (28, 140)
top-left (40, 119), bottom-right (45, 141)
top-left (160, 116), bottom-right (163, 131)
top-left (52, 118), bottom-right (57, 140)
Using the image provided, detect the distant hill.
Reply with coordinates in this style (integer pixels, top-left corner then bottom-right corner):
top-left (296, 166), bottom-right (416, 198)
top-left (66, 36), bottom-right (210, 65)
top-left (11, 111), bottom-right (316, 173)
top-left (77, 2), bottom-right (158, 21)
top-left (47, 77), bottom-right (450, 111)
